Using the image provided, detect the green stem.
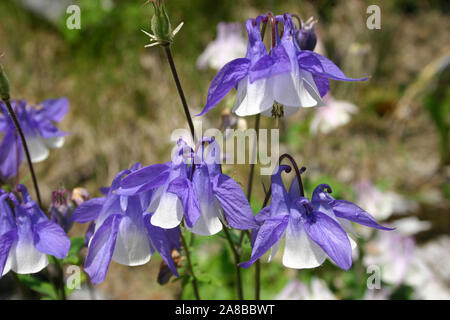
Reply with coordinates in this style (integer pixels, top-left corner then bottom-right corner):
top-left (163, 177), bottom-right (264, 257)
top-left (223, 227), bottom-right (244, 300)
top-left (180, 231), bottom-right (200, 300)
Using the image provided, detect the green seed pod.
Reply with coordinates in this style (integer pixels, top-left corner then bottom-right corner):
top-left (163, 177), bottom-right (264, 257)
top-left (150, 1), bottom-right (172, 45)
top-left (0, 65), bottom-right (10, 101)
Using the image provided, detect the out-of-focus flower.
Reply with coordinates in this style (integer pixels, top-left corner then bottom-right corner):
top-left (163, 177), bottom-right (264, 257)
top-left (50, 188), bottom-right (74, 233)
top-left (294, 16), bottom-right (318, 52)
top-left (275, 278), bottom-right (336, 300)
top-left (391, 217), bottom-right (431, 236)
top-left (0, 185), bottom-right (70, 277)
top-left (199, 14), bottom-right (366, 118)
top-left (119, 138), bottom-right (258, 235)
top-left (240, 166), bottom-right (391, 269)
top-left (310, 94), bottom-right (358, 135)
top-left (71, 163), bottom-right (180, 284)
top-left (71, 187), bottom-right (89, 207)
top-left (197, 22), bottom-right (247, 71)
top-left (354, 180), bottom-right (417, 221)
top-left (0, 98), bottom-right (69, 179)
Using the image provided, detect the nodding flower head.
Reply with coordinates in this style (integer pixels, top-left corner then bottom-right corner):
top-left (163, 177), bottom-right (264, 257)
top-left (294, 16), bottom-right (318, 51)
top-left (142, 0), bottom-right (184, 47)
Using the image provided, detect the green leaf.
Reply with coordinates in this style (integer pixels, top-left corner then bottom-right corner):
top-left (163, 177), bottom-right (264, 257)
top-left (16, 274), bottom-right (58, 299)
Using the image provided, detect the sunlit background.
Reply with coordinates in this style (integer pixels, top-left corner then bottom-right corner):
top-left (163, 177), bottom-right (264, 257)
top-left (0, 0), bottom-right (449, 299)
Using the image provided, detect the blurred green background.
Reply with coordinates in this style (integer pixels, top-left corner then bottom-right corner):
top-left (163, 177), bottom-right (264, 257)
top-left (0, 0), bottom-right (449, 299)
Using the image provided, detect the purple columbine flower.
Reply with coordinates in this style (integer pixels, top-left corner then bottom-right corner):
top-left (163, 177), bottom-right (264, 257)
top-left (118, 138), bottom-right (258, 235)
top-left (199, 13), bottom-right (366, 118)
top-left (0, 98), bottom-right (69, 179)
top-left (240, 165), bottom-right (392, 270)
top-left (0, 185), bottom-right (70, 278)
top-left (71, 163), bottom-right (181, 284)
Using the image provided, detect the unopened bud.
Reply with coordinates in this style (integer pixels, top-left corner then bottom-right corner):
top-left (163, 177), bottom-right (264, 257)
top-left (0, 65), bottom-right (10, 101)
top-left (295, 17), bottom-right (318, 51)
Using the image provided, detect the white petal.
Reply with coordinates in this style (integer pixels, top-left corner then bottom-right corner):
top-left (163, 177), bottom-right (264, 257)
top-left (282, 221), bottom-right (326, 269)
top-left (25, 136), bottom-right (49, 163)
top-left (9, 239), bottom-right (48, 274)
top-left (187, 196), bottom-right (222, 236)
top-left (45, 136), bottom-right (65, 149)
top-left (233, 76), bottom-right (274, 117)
top-left (2, 254), bottom-right (12, 277)
top-left (112, 216), bottom-right (152, 266)
top-left (300, 71), bottom-right (325, 108)
top-left (150, 191), bottom-right (183, 229)
top-left (268, 236), bottom-right (283, 263)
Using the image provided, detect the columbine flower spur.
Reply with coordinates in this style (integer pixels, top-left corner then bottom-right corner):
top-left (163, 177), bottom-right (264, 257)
top-left (199, 13), bottom-right (367, 118)
top-left (0, 98), bottom-right (69, 179)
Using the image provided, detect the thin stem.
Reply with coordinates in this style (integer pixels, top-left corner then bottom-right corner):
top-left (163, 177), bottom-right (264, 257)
top-left (55, 259), bottom-right (67, 300)
top-left (163, 45), bottom-right (196, 142)
top-left (223, 227), bottom-right (244, 300)
top-left (3, 99), bottom-right (42, 207)
top-left (255, 186), bottom-right (272, 300)
top-left (180, 231), bottom-right (200, 300)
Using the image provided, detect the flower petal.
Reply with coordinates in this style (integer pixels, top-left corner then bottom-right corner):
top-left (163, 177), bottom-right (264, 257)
top-left (212, 174), bottom-right (258, 230)
top-left (198, 58), bottom-right (250, 116)
top-left (25, 135), bottom-right (49, 163)
top-left (232, 76), bottom-right (274, 117)
top-left (84, 214), bottom-right (122, 284)
top-left (330, 199), bottom-right (394, 231)
top-left (303, 211), bottom-right (353, 270)
top-left (33, 220), bottom-right (70, 259)
top-left (0, 230), bottom-right (17, 277)
top-left (150, 187), bottom-right (184, 229)
top-left (71, 197), bottom-right (105, 223)
top-left (240, 214), bottom-right (289, 268)
top-left (167, 176), bottom-right (201, 228)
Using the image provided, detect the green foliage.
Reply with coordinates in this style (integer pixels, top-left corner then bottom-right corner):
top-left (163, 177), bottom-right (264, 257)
top-left (63, 237), bottom-right (86, 265)
top-left (16, 274), bottom-right (58, 300)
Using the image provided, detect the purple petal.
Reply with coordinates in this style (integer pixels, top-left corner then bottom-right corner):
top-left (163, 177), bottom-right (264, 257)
top-left (0, 128), bottom-right (22, 179)
top-left (70, 197), bottom-right (105, 223)
top-left (270, 165), bottom-right (291, 217)
top-left (144, 213), bottom-right (179, 277)
top-left (119, 163), bottom-right (170, 195)
top-left (240, 215), bottom-right (289, 268)
top-left (331, 199), bottom-right (395, 231)
top-left (0, 230), bottom-right (17, 277)
top-left (198, 58), bottom-right (250, 116)
top-left (298, 51), bottom-right (368, 82)
top-left (84, 214), bottom-right (123, 284)
top-left (40, 98), bottom-right (69, 122)
top-left (313, 75), bottom-right (330, 97)
top-left (33, 220), bottom-right (70, 259)
top-left (212, 174), bottom-right (258, 230)
top-left (167, 177), bottom-right (201, 228)
top-left (303, 211), bottom-right (353, 270)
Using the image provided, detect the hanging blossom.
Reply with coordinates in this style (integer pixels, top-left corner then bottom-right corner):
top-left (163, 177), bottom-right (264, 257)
top-left (240, 165), bottom-right (392, 270)
top-left (0, 98), bottom-right (69, 179)
top-left (71, 163), bottom-right (181, 284)
top-left (198, 13), bottom-right (366, 118)
top-left (197, 22), bottom-right (248, 71)
top-left (310, 94), bottom-right (358, 135)
top-left (0, 185), bottom-right (70, 278)
top-left (118, 138), bottom-right (258, 235)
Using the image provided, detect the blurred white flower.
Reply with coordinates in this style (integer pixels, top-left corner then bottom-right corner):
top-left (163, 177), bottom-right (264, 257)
top-left (196, 22), bottom-right (247, 71)
top-left (310, 94), bottom-right (358, 135)
top-left (391, 217), bottom-right (431, 236)
top-left (354, 180), bottom-right (417, 221)
top-left (275, 279), bottom-right (336, 300)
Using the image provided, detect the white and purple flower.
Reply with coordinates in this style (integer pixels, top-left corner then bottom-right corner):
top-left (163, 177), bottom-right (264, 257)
top-left (240, 165), bottom-right (392, 270)
top-left (198, 14), bottom-right (366, 117)
top-left (0, 185), bottom-right (70, 277)
top-left (0, 98), bottom-right (69, 179)
top-left (71, 163), bottom-right (181, 284)
top-left (119, 138), bottom-right (258, 235)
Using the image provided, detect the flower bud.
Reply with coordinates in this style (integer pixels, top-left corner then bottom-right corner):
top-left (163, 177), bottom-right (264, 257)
top-left (0, 65), bottom-right (10, 101)
top-left (294, 17), bottom-right (317, 51)
top-left (143, 0), bottom-right (184, 47)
